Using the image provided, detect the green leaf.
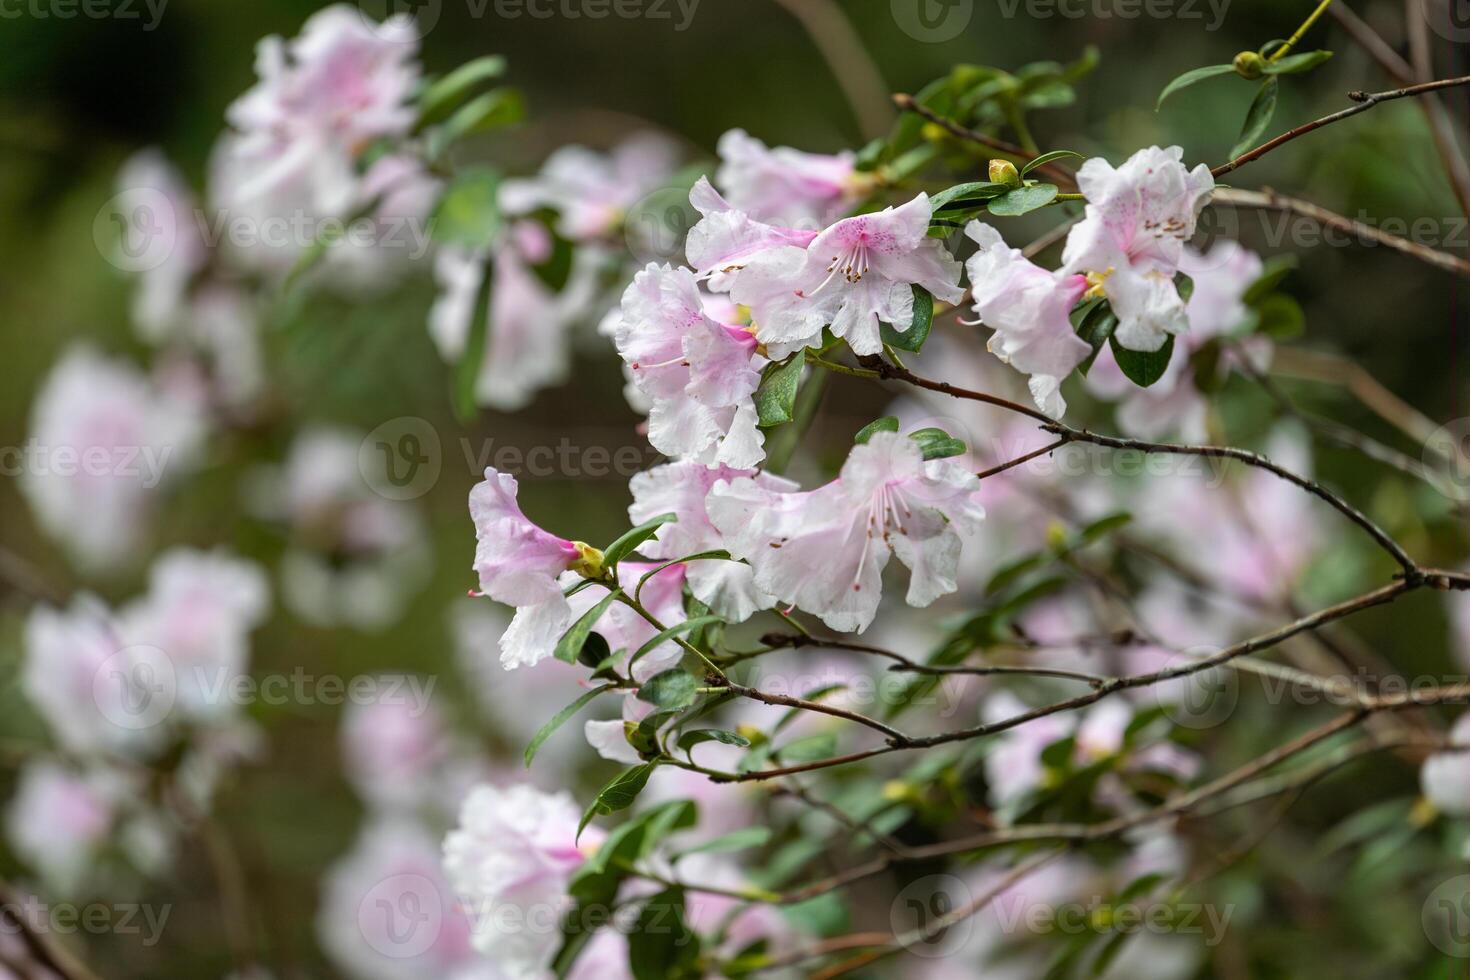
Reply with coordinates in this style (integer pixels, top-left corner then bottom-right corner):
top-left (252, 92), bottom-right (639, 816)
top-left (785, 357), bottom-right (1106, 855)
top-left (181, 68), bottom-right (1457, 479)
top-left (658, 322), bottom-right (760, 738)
top-left (1155, 64), bottom-right (1234, 110)
top-left (638, 669), bottom-right (701, 711)
top-left (526, 684), bottom-right (616, 767)
top-left (1231, 76), bottom-right (1279, 158)
top-left (417, 56), bottom-right (508, 128)
top-left (776, 733), bottom-right (836, 764)
top-left (855, 416), bottom-right (900, 444)
top-left (427, 87), bottom-right (525, 158)
top-left (675, 825), bottom-right (771, 857)
top-left (1109, 334), bottom-right (1176, 388)
top-left (452, 254), bottom-right (494, 421)
top-left (631, 616), bottom-right (723, 665)
top-left (629, 888), bottom-right (699, 980)
top-left (1242, 254), bottom-right (1298, 305)
top-left (880, 286), bottom-right (935, 352)
top-left (431, 167), bottom-right (502, 249)
top-left (1078, 511), bottom-right (1132, 544)
top-left (1262, 50), bottom-right (1333, 75)
top-left (578, 763), bottom-right (658, 840)
top-left (928, 181), bottom-right (1010, 212)
top-left (908, 427), bottom-right (968, 460)
top-left (987, 183), bottom-right (1059, 216)
top-left (1190, 338), bottom-right (1226, 392)
top-left (677, 728), bottom-right (751, 759)
top-left (555, 591), bottom-right (620, 665)
top-left (1074, 299), bottom-right (1118, 375)
top-left (1021, 149), bottom-right (1084, 174)
top-left (1252, 293), bottom-right (1305, 339)
top-left (755, 355), bottom-right (804, 427)
top-left (603, 513), bottom-right (677, 568)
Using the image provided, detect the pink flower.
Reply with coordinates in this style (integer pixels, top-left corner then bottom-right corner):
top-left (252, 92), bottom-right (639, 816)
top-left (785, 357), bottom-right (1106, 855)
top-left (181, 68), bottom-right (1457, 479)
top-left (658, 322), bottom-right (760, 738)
top-left (22, 597), bottom-right (166, 758)
top-left (470, 468), bottom-right (601, 669)
top-left (685, 177), bottom-right (818, 290)
top-left (1422, 713), bottom-right (1470, 815)
top-left (5, 760), bottom-right (119, 893)
top-left (723, 193), bottom-right (965, 357)
top-left (628, 461), bottom-right (798, 622)
top-left (708, 431), bottom-right (986, 633)
top-left (341, 679), bottom-right (452, 811)
top-left (118, 548), bottom-right (270, 725)
top-left (964, 221), bottom-right (1091, 417)
top-left (430, 225), bottom-right (600, 412)
top-left (442, 783), bottom-right (607, 978)
top-left (318, 818), bottom-right (480, 980)
top-left (1086, 241), bottom-right (1266, 440)
top-left (220, 5), bottom-right (420, 216)
top-left (21, 345), bottom-right (205, 573)
top-left (715, 128), bottom-right (860, 225)
top-left (613, 263), bottom-right (767, 468)
top-left (1061, 146), bottom-right (1214, 353)
top-left (500, 133), bottom-right (680, 242)
top-left (114, 150), bottom-right (208, 339)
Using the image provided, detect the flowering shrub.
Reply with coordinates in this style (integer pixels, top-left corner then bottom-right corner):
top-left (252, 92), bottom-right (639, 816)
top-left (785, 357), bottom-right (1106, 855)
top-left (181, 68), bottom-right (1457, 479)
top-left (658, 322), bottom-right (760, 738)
top-left (8, 2), bottom-right (1470, 978)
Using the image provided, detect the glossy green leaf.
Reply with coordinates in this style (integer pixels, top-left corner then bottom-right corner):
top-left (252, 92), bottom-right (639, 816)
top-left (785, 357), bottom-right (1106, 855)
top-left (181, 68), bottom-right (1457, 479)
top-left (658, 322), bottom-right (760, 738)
top-left (554, 591), bottom-right (620, 665)
top-left (1021, 149), bottom-right (1084, 174)
top-left (629, 889), bottom-right (699, 980)
top-left (755, 356), bottom-right (803, 427)
top-left (675, 826), bottom-right (771, 857)
top-left (526, 684), bottom-right (616, 767)
top-left (855, 416), bottom-right (900, 444)
top-left (880, 286), bottom-right (935, 352)
top-left (1231, 76), bottom-right (1279, 158)
top-left (431, 167), bottom-right (502, 249)
top-left (928, 181), bottom-right (1010, 212)
top-left (987, 183), bottom-right (1059, 216)
top-left (577, 762), bottom-right (659, 840)
top-left (1109, 334), bottom-right (1176, 388)
top-left (908, 427), bottom-right (967, 460)
top-left (1252, 293), bottom-right (1305, 339)
top-left (1155, 63), bottom-right (1234, 110)
top-left (677, 729), bottom-right (752, 759)
top-left (638, 669), bottom-right (701, 710)
top-left (631, 616), bottom-right (722, 665)
top-left (603, 512), bottom-right (677, 568)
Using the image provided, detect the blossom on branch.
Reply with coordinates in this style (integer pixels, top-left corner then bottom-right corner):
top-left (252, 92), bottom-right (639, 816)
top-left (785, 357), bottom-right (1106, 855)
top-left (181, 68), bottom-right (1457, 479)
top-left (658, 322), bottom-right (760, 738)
top-left (715, 128), bottom-right (862, 225)
top-left (1061, 145), bottom-right (1214, 352)
top-left (708, 431), bottom-right (985, 633)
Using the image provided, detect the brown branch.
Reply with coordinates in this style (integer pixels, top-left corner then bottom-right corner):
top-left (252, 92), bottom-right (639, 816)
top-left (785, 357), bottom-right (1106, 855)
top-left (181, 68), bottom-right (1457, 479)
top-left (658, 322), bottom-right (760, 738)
top-left (1213, 74), bottom-right (1470, 178)
top-left (1212, 186), bottom-right (1470, 277)
top-left (890, 94), bottom-right (1078, 187)
top-left (975, 436), bottom-right (1071, 481)
top-left (712, 679), bottom-right (908, 742)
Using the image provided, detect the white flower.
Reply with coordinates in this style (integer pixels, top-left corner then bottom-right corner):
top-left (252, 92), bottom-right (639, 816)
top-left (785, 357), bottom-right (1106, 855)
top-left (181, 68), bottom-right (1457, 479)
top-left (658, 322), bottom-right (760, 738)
top-left (708, 431), bottom-right (986, 633)
top-left (1061, 146), bottom-right (1214, 352)
top-left (21, 345), bottom-right (204, 573)
top-left (500, 133), bottom-right (680, 242)
top-left (715, 128), bottom-right (860, 225)
top-left (442, 783), bottom-right (605, 979)
top-left (1423, 713), bottom-right (1470, 816)
top-left (5, 760), bottom-right (121, 893)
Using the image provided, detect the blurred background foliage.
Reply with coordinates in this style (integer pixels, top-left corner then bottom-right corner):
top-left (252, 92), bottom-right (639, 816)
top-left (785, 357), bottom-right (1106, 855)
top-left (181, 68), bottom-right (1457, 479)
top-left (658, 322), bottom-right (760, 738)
top-left (0, 0), bottom-right (1467, 976)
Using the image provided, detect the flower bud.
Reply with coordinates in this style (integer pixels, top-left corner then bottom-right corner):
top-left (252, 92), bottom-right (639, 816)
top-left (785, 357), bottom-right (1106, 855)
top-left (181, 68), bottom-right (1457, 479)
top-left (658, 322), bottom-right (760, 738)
top-left (1233, 51), bottom-right (1265, 80)
top-left (989, 159), bottom-right (1023, 188)
top-left (569, 541), bottom-right (606, 579)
